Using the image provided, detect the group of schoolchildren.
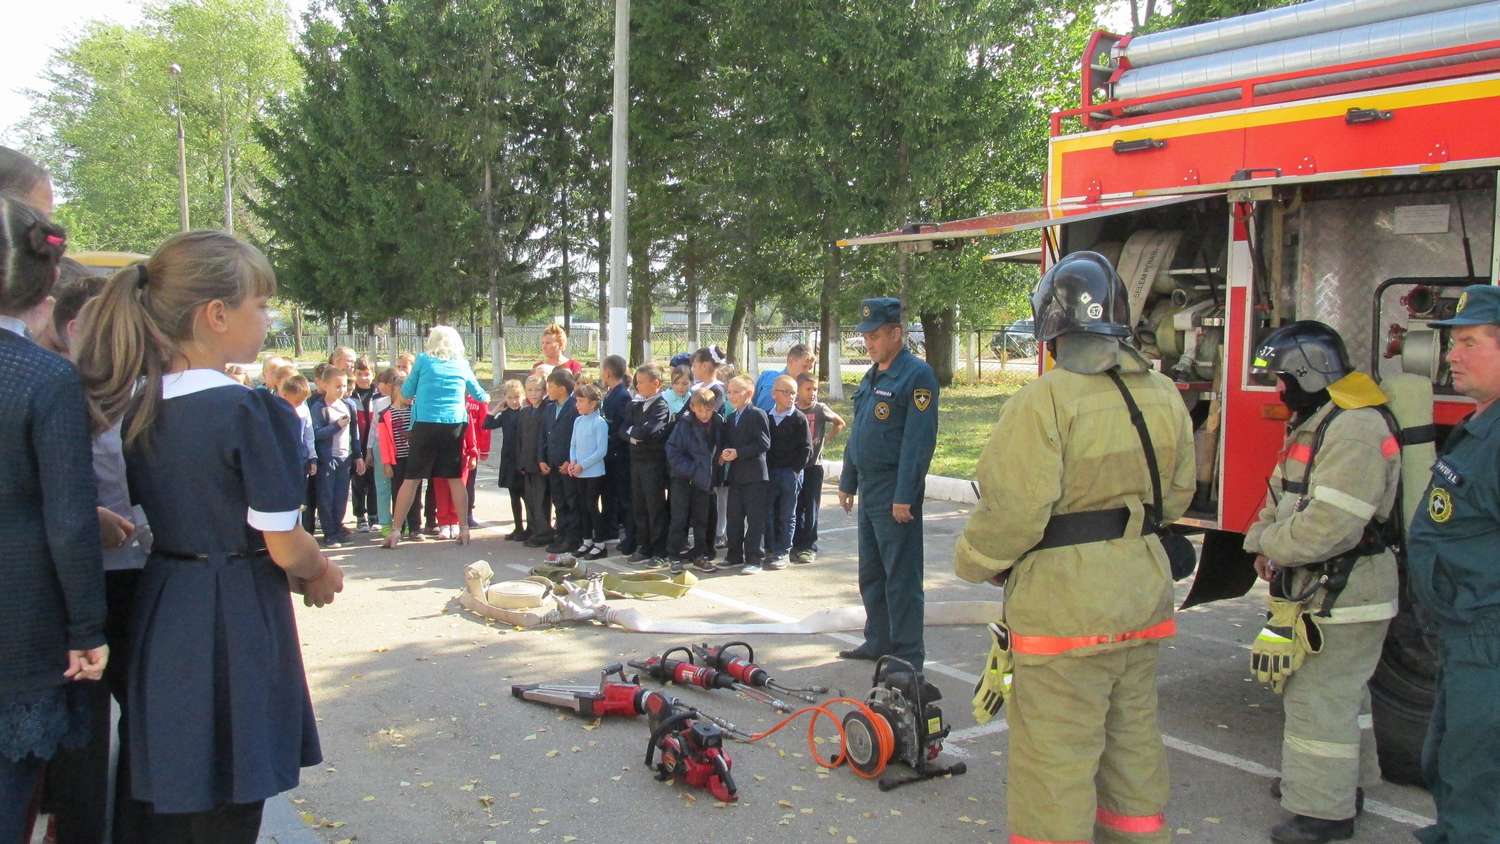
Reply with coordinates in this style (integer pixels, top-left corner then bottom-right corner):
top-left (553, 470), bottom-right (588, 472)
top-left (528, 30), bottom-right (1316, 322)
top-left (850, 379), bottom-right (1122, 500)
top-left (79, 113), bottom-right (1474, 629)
top-left (258, 347), bottom-right (490, 548)
top-left (488, 344), bottom-right (844, 575)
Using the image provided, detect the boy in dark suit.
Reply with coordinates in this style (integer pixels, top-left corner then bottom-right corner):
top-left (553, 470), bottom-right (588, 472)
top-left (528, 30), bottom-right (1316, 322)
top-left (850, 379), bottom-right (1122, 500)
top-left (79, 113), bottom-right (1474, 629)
top-left (308, 368), bottom-right (365, 547)
top-left (623, 363), bottom-right (673, 567)
top-left (520, 375), bottom-right (554, 547)
top-left (538, 368), bottom-right (580, 557)
top-left (600, 355), bottom-right (634, 553)
top-left (719, 375), bottom-right (771, 573)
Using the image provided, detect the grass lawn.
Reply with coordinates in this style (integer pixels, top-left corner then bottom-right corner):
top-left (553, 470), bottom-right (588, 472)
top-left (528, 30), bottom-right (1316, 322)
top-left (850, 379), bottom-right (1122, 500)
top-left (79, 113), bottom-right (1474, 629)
top-left (820, 372), bottom-right (1033, 480)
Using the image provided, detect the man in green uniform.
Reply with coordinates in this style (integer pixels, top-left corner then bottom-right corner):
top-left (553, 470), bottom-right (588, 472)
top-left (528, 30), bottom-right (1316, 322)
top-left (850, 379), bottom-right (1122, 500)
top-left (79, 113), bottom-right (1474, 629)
top-left (1406, 284), bottom-right (1500, 844)
top-left (955, 252), bottom-right (1194, 844)
top-left (1242, 321), bottom-right (1402, 844)
top-left (836, 297), bottom-right (939, 667)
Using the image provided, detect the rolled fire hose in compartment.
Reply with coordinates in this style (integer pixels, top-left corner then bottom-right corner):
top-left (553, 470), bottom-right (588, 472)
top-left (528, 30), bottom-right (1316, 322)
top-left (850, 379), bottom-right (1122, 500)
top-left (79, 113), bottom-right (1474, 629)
top-left (1110, 229), bottom-right (1227, 385)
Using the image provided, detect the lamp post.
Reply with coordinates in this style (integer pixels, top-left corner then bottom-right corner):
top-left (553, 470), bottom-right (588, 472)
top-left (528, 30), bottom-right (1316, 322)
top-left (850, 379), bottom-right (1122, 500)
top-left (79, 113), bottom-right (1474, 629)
top-left (168, 63), bottom-right (189, 232)
top-left (606, 0), bottom-right (629, 358)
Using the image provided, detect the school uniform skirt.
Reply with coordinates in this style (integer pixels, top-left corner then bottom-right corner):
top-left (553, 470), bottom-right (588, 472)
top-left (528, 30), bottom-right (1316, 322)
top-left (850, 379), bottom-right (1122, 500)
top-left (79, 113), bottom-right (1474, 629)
top-left (405, 421), bottom-right (467, 480)
top-left (126, 551), bottom-right (321, 813)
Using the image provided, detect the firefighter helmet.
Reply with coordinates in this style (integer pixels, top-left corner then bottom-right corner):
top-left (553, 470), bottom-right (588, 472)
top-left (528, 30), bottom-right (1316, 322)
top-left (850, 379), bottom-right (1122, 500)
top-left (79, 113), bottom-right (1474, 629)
top-left (1031, 251), bottom-right (1131, 342)
top-left (1251, 320), bottom-right (1353, 394)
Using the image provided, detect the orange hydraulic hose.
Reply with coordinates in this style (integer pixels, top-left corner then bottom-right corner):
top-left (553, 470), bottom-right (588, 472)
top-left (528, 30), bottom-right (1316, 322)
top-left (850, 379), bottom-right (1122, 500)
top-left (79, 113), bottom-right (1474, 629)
top-left (741, 696), bottom-right (896, 780)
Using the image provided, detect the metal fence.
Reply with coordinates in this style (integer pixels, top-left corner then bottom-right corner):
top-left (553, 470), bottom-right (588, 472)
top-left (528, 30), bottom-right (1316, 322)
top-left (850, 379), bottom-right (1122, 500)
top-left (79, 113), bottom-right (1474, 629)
top-left (265, 322), bottom-right (1039, 374)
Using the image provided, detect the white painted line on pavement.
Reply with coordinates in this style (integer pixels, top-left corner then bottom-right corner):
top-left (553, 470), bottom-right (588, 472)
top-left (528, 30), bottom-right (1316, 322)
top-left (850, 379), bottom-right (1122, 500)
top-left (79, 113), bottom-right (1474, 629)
top-left (1160, 736), bottom-right (1434, 829)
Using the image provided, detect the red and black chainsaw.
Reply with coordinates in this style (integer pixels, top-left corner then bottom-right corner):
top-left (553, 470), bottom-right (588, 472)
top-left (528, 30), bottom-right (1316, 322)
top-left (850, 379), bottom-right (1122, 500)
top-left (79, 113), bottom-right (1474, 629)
top-left (510, 664), bottom-right (740, 802)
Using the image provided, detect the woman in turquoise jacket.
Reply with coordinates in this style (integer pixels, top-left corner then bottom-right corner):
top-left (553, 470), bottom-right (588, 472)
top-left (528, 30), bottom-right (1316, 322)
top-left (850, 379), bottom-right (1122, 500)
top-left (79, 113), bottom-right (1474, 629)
top-left (385, 326), bottom-right (488, 548)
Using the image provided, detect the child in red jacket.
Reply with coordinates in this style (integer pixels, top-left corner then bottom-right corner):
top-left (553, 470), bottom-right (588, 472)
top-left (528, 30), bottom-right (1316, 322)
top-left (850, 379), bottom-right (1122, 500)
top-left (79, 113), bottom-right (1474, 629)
top-left (434, 395), bottom-right (488, 537)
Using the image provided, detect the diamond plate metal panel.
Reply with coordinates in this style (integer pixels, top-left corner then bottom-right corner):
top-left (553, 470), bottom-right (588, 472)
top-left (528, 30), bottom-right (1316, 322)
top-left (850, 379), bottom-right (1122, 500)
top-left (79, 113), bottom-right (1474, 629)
top-left (1294, 188), bottom-right (1493, 374)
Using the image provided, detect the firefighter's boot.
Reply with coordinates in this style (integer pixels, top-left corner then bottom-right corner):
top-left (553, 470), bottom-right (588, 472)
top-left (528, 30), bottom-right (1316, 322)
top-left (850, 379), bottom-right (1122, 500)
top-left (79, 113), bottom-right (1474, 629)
top-left (1269, 813), bottom-right (1355, 844)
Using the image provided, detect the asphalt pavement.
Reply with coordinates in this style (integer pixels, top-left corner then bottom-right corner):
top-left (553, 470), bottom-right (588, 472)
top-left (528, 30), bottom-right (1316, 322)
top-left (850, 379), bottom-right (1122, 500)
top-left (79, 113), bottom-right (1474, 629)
top-left (277, 467), bottom-right (1435, 843)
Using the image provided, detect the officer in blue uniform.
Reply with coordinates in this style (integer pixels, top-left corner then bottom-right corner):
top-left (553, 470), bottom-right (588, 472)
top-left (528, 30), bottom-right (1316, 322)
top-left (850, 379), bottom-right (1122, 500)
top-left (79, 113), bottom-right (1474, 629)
top-left (836, 298), bottom-right (940, 667)
top-left (1406, 284), bottom-right (1500, 844)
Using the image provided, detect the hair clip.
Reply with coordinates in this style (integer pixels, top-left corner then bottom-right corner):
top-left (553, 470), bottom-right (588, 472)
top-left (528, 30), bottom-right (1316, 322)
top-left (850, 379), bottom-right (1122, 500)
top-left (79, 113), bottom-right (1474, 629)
top-left (45, 233), bottom-right (65, 248)
top-left (136, 264), bottom-right (150, 290)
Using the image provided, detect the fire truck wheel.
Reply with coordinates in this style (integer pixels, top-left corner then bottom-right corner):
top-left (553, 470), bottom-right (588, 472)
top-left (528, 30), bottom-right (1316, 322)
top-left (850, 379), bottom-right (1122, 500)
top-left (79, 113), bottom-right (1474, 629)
top-left (1369, 599), bottom-right (1438, 788)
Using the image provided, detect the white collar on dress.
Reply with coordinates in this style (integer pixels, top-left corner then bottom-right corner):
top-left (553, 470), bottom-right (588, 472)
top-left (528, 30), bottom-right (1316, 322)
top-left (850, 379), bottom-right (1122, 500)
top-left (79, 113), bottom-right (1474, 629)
top-left (0, 315), bottom-right (28, 337)
top-left (162, 368), bottom-right (245, 399)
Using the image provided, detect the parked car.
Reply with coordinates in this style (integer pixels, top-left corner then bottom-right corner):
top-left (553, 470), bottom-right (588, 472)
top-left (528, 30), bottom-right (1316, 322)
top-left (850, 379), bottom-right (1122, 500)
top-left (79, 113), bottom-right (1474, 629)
top-left (765, 330), bottom-right (819, 357)
top-left (989, 320), bottom-right (1038, 359)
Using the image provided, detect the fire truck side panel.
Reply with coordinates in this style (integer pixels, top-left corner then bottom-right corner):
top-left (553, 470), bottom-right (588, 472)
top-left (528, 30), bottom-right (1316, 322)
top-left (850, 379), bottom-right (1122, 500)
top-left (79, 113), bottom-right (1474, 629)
top-left (1051, 127), bottom-right (1246, 200)
top-left (1221, 231), bottom-right (1288, 533)
top-left (1243, 87), bottom-right (1500, 178)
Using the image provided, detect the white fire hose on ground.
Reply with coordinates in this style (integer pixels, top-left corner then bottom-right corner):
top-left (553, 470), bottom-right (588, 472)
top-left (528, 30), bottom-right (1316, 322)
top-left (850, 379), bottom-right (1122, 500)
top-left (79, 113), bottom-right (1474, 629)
top-left (459, 559), bottom-right (1002, 633)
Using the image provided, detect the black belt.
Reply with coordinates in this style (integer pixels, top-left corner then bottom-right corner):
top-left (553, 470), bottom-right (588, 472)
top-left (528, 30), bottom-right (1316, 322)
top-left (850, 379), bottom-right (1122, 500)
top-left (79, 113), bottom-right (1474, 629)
top-left (1032, 507), bottom-right (1152, 551)
top-left (154, 548), bottom-right (270, 562)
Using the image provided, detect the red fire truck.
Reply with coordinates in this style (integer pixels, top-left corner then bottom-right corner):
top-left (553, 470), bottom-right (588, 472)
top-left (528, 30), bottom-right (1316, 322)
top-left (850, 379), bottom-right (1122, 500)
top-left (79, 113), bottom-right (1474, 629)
top-left (840, 0), bottom-right (1500, 784)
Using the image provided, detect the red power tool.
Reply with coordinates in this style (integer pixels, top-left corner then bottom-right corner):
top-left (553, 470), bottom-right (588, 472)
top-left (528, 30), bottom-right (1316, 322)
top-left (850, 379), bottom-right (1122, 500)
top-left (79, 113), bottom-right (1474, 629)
top-left (646, 704), bottom-right (738, 802)
top-left (510, 664), bottom-right (649, 717)
top-left (690, 641), bottom-right (830, 704)
top-left (630, 647), bottom-right (794, 713)
top-left (510, 664), bottom-right (741, 802)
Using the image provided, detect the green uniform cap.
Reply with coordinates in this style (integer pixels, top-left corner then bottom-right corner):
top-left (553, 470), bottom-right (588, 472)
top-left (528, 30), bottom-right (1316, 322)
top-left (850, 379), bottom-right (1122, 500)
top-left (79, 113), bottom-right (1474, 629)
top-left (1431, 284), bottom-right (1500, 326)
top-left (854, 297), bottom-right (902, 333)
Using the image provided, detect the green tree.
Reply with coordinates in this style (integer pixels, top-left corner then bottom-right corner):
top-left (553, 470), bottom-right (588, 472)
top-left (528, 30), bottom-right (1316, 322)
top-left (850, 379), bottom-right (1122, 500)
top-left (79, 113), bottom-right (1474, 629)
top-left (21, 0), bottom-right (299, 252)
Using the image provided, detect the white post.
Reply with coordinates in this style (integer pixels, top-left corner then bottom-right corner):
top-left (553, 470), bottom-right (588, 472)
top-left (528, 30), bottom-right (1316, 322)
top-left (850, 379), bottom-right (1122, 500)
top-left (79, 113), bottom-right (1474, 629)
top-left (826, 320), bottom-right (844, 400)
top-left (966, 329), bottom-right (979, 382)
top-left (607, 0), bottom-right (630, 359)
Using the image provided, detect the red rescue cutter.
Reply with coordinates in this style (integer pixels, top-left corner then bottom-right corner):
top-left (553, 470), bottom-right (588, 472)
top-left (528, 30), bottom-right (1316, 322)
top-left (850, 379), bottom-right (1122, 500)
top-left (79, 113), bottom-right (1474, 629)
top-left (510, 664), bottom-right (741, 802)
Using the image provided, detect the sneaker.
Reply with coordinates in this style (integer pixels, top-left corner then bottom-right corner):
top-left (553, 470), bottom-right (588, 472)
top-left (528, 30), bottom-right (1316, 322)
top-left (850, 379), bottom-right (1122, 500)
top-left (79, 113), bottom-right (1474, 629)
top-left (585, 545), bottom-right (608, 561)
top-left (378, 525), bottom-right (390, 537)
top-left (669, 559), bottom-right (686, 574)
top-left (765, 556), bottom-right (788, 571)
top-left (628, 551), bottom-right (651, 564)
top-left (423, 525), bottom-right (441, 536)
top-left (643, 556), bottom-right (668, 569)
top-left (692, 557), bottom-right (720, 574)
top-left (740, 562), bottom-right (763, 574)
top-left (320, 538), bottom-right (343, 549)
top-left (719, 558), bottom-right (743, 569)
top-left (791, 549), bottom-right (814, 564)
top-left (506, 530), bottom-right (528, 542)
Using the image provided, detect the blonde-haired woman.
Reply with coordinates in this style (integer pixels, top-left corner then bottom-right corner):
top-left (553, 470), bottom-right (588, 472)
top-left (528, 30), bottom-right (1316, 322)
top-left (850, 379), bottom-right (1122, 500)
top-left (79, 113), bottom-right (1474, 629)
top-left (538, 323), bottom-right (582, 377)
top-left (385, 326), bottom-right (488, 547)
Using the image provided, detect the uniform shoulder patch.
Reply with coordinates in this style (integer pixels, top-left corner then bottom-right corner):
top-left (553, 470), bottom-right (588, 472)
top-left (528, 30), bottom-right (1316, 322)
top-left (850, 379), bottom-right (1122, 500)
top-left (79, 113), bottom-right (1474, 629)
top-left (1428, 486), bottom-right (1454, 523)
top-left (913, 388), bottom-right (932, 412)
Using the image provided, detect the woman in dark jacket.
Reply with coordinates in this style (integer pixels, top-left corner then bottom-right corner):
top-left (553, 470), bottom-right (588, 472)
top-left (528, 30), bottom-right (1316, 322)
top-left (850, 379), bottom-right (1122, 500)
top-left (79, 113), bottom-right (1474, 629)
top-left (0, 196), bottom-right (108, 841)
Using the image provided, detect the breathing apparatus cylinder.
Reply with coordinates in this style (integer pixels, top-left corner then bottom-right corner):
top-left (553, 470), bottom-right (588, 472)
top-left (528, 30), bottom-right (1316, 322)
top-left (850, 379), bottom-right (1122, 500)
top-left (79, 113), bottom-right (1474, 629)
top-left (1380, 373), bottom-right (1437, 529)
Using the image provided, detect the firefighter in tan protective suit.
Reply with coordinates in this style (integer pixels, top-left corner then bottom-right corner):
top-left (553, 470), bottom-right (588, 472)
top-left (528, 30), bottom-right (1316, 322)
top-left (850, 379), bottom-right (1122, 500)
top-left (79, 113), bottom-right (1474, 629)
top-left (956, 251), bottom-right (1195, 844)
top-left (1243, 321), bottom-right (1401, 844)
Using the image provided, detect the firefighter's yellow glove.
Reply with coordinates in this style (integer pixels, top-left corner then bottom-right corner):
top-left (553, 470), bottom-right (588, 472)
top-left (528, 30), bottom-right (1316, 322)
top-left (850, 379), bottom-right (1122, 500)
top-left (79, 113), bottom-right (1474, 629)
top-left (1250, 597), bottom-right (1324, 694)
top-left (971, 622), bottom-right (1014, 725)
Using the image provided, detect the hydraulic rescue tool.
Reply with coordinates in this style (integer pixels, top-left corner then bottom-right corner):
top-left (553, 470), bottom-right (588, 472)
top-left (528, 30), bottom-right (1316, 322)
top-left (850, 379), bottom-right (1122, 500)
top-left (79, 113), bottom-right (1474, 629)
top-left (690, 641), bottom-right (831, 704)
top-left (839, 656), bottom-right (967, 791)
top-left (509, 663), bottom-right (747, 739)
top-left (644, 699), bottom-right (738, 802)
top-left (510, 664), bottom-right (741, 802)
top-left (629, 647), bottom-right (796, 713)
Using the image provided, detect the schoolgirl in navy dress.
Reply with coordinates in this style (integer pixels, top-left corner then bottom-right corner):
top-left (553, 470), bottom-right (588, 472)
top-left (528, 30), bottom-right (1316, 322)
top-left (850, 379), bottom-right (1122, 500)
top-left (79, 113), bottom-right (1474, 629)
top-left (75, 230), bottom-right (344, 843)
